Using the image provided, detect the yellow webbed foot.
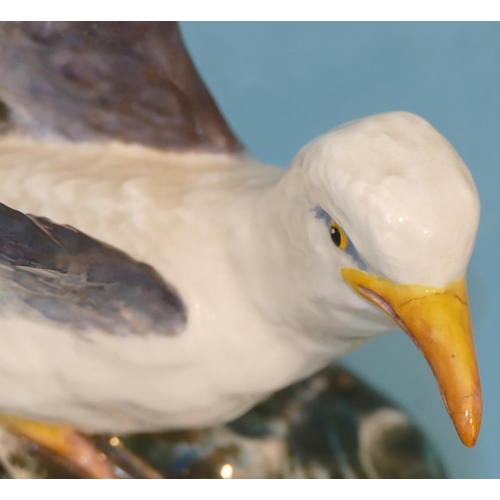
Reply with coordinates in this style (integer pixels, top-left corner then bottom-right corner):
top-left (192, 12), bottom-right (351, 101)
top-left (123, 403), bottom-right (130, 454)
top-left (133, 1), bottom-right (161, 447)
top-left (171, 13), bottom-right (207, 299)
top-left (0, 416), bottom-right (161, 478)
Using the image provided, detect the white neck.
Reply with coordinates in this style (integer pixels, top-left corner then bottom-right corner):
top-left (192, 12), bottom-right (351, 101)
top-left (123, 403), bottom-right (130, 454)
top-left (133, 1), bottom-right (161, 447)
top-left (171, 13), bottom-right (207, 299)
top-left (229, 164), bottom-right (395, 349)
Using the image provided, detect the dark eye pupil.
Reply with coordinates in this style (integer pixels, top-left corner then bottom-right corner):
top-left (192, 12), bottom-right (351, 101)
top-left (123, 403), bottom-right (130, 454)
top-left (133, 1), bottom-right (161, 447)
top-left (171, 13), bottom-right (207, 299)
top-left (331, 227), bottom-right (342, 247)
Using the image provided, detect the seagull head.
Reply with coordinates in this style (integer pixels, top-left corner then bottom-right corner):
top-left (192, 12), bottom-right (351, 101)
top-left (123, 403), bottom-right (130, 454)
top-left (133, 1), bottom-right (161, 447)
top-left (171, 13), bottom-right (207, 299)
top-left (288, 111), bottom-right (481, 447)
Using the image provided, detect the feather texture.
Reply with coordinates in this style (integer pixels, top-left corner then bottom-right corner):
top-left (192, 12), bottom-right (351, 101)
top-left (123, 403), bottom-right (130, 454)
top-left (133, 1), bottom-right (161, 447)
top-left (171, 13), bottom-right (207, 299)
top-left (0, 22), bottom-right (244, 154)
top-left (0, 203), bottom-right (186, 336)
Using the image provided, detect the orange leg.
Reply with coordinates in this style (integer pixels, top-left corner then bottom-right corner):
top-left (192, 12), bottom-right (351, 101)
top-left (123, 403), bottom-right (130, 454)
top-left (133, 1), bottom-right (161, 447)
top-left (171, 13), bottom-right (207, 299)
top-left (0, 416), bottom-right (123, 478)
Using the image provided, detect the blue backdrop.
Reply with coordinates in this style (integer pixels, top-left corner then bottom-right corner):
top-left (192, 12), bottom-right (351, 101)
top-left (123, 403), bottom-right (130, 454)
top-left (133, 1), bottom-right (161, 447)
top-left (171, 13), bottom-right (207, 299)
top-left (180, 21), bottom-right (500, 479)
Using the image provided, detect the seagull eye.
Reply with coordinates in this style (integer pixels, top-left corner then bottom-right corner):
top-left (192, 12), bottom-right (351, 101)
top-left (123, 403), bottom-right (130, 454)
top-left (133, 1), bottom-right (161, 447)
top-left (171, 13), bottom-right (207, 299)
top-left (330, 222), bottom-right (348, 250)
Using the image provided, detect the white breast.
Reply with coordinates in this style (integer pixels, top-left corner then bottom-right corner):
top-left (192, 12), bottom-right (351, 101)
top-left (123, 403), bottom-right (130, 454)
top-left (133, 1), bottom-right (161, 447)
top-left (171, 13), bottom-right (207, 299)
top-left (0, 136), bottom-right (350, 432)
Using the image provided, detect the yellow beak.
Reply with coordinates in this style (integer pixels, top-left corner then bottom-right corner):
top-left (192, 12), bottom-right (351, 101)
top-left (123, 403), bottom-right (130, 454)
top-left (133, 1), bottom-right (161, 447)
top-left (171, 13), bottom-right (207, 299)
top-left (341, 268), bottom-right (482, 447)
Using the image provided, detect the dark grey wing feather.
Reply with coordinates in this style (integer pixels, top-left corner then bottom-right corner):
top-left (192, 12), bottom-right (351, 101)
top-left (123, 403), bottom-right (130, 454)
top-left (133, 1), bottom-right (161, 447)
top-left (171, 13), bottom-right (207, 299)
top-left (0, 203), bottom-right (187, 336)
top-left (0, 21), bottom-right (244, 154)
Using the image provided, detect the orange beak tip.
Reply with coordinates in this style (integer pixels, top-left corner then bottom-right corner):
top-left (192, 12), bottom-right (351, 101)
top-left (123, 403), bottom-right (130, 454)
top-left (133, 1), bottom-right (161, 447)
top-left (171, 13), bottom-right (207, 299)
top-left (453, 413), bottom-right (480, 448)
top-left (450, 394), bottom-right (482, 448)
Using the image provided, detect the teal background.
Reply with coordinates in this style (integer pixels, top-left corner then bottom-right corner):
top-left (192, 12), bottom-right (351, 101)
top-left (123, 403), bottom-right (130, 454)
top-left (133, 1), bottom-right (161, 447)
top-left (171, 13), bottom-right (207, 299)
top-left (180, 22), bottom-right (500, 478)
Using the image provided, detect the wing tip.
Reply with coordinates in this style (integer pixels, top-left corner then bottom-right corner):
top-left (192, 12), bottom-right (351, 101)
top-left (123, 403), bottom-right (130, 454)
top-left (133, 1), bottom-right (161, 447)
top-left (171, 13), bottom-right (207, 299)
top-left (0, 21), bottom-right (245, 155)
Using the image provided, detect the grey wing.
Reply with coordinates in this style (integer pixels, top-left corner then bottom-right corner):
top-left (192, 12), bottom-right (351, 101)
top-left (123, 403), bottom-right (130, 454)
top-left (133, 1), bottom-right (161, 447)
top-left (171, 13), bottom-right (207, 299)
top-left (0, 21), bottom-right (244, 155)
top-left (0, 22), bottom-right (221, 336)
top-left (0, 203), bottom-right (187, 336)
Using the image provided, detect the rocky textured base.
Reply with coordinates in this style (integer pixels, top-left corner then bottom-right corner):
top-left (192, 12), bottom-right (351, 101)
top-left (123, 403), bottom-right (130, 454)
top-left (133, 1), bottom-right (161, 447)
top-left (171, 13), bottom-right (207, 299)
top-left (0, 365), bottom-right (445, 479)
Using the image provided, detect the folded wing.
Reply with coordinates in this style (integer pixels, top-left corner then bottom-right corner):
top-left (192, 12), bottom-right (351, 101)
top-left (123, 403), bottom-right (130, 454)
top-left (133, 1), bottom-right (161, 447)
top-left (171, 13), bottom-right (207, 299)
top-left (0, 203), bottom-right (187, 336)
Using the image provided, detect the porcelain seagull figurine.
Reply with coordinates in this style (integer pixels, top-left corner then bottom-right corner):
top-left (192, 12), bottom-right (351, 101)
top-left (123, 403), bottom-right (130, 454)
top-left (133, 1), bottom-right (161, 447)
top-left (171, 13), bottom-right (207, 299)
top-left (0, 22), bottom-right (481, 477)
